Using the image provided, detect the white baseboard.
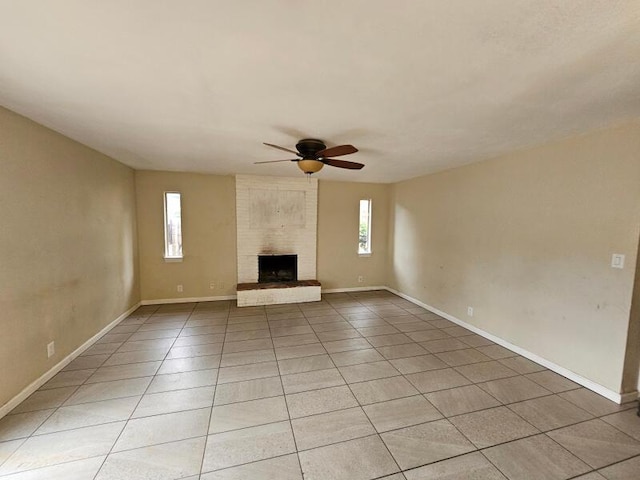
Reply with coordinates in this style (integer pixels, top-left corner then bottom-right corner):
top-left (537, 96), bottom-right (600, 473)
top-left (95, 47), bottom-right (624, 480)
top-left (0, 302), bottom-right (141, 420)
top-left (140, 288), bottom-right (389, 304)
top-left (141, 295), bottom-right (237, 305)
top-left (385, 287), bottom-right (638, 405)
top-left (322, 286), bottom-right (387, 293)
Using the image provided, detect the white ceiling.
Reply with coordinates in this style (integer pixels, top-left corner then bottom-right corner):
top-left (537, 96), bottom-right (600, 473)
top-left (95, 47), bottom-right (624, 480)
top-left (1, 1), bottom-right (639, 183)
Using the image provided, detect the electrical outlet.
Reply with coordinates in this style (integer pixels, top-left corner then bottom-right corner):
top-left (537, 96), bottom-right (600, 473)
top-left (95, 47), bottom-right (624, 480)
top-left (219, 281), bottom-right (224, 289)
top-left (358, 275), bottom-right (364, 283)
top-left (611, 254), bottom-right (625, 269)
top-left (467, 307), bottom-right (474, 317)
top-left (177, 284), bottom-right (183, 292)
top-left (210, 282), bottom-right (215, 290)
top-left (47, 341), bottom-right (55, 358)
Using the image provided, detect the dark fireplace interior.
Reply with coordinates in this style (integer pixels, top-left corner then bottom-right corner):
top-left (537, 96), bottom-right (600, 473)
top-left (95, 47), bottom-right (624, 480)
top-left (258, 255), bottom-right (297, 283)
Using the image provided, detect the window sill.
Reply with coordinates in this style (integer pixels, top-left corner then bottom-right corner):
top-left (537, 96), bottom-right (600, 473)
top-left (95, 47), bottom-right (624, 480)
top-left (164, 257), bottom-right (183, 263)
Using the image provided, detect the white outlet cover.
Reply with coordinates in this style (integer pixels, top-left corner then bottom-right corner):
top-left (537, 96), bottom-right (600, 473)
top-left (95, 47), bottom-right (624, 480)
top-left (177, 285), bottom-right (183, 292)
top-left (47, 341), bottom-right (55, 358)
top-left (467, 307), bottom-right (474, 317)
top-left (611, 254), bottom-right (625, 269)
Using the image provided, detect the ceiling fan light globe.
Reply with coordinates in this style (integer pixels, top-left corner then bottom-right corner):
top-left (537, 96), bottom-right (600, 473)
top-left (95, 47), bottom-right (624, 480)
top-left (297, 159), bottom-right (324, 175)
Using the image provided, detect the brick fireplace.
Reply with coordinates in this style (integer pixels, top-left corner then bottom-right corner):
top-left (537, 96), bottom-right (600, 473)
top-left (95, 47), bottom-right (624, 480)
top-left (235, 175), bottom-right (321, 306)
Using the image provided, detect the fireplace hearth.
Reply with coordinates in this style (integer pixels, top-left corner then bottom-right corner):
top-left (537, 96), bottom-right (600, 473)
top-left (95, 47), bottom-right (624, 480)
top-left (258, 254), bottom-right (297, 283)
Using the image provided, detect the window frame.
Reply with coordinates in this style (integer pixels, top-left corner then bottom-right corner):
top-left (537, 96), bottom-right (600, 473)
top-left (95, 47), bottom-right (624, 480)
top-left (163, 191), bottom-right (183, 260)
top-left (358, 198), bottom-right (372, 255)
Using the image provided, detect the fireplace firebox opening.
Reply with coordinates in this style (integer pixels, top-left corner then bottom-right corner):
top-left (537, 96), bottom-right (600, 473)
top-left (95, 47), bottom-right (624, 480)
top-left (258, 254), bottom-right (297, 283)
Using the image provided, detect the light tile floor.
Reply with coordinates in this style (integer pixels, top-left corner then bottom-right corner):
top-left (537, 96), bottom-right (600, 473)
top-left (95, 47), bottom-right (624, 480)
top-left (1, 290), bottom-right (639, 479)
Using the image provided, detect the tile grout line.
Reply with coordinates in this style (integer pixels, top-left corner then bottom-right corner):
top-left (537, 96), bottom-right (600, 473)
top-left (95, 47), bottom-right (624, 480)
top-left (271, 305), bottom-right (306, 479)
top-left (0, 437), bottom-right (28, 473)
top-left (566, 452), bottom-right (640, 479)
top-left (197, 300), bottom-right (229, 477)
top-left (91, 301), bottom-right (197, 480)
top-left (401, 377), bottom-right (498, 477)
top-left (327, 293), bottom-right (404, 477)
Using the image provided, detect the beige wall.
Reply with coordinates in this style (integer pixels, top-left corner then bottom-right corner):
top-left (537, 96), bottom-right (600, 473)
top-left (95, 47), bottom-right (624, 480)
top-left (318, 180), bottom-right (390, 290)
top-left (388, 122), bottom-right (640, 393)
top-left (0, 107), bottom-right (139, 408)
top-left (135, 171), bottom-right (238, 300)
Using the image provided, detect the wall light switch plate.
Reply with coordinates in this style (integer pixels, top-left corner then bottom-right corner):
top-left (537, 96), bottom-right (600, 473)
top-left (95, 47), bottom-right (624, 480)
top-left (611, 254), bottom-right (625, 269)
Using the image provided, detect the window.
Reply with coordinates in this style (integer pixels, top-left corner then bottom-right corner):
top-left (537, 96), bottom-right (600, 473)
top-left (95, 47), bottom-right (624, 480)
top-left (164, 192), bottom-right (183, 258)
top-left (358, 199), bottom-right (372, 254)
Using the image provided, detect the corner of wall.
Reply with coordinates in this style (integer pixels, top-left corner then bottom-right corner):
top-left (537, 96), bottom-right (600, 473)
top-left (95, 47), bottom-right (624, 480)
top-left (622, 226), bottom-right (640, 393)
top-left (131, 169), bottom-right (143, 306)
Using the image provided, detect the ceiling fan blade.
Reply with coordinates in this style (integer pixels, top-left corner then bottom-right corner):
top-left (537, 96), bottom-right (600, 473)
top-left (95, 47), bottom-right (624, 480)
top-left (317, 144), bottom-right (358, 157)
top-left (263, 142), bottom-right (301, 156)
top-left (323, 158), bottom-right (364, 170)
top-left (254, 159), bottom-right (298, 164)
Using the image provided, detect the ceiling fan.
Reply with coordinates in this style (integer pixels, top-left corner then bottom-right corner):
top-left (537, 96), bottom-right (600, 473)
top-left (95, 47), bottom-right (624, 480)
top-left (255, 138), bottom-right (364, 175)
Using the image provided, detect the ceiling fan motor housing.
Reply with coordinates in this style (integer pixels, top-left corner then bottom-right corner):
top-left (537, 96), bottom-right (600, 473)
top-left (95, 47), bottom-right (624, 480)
top-left (295, 139), bottom-right (327, 158)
